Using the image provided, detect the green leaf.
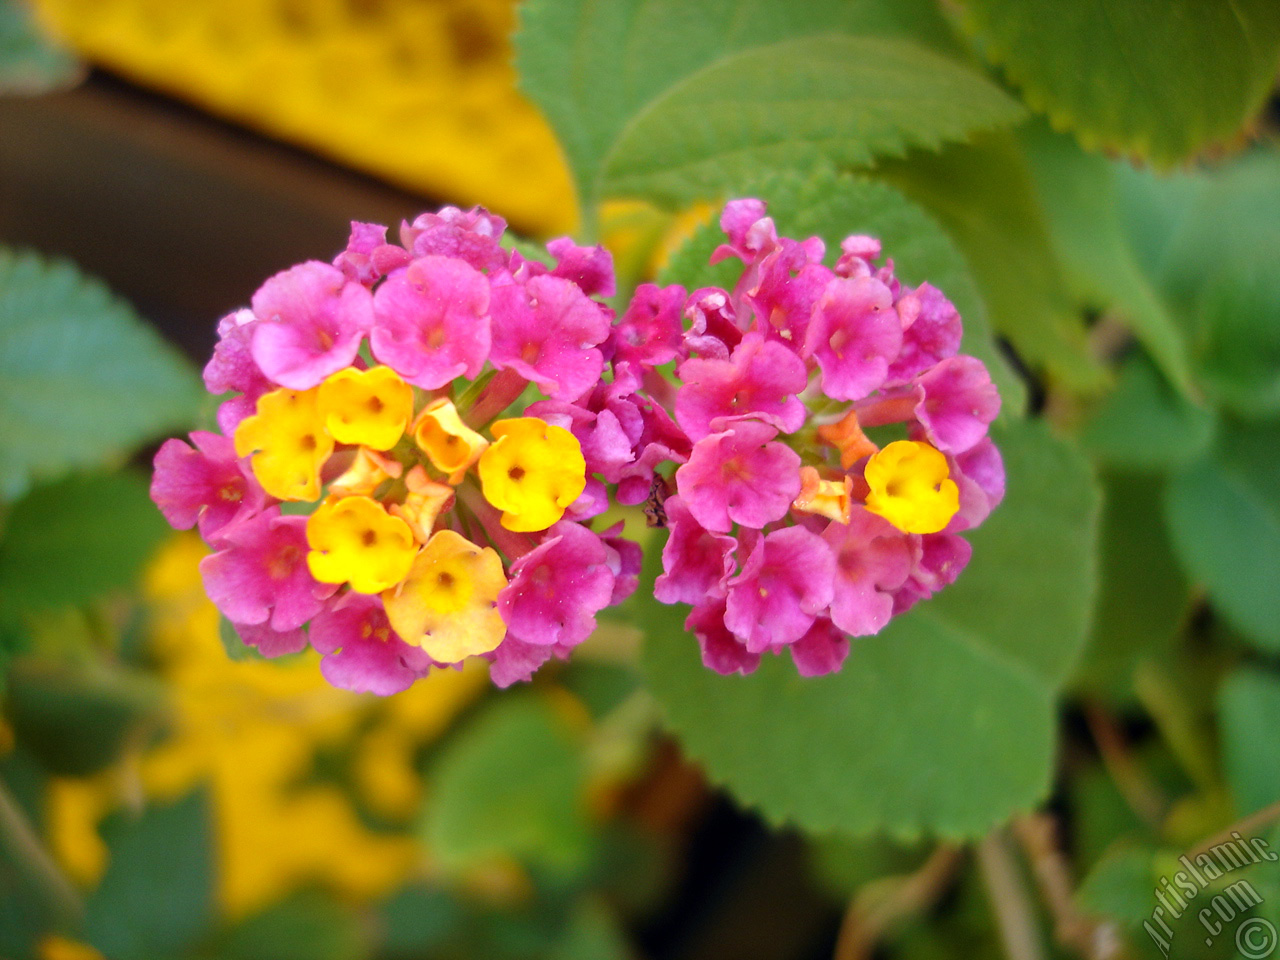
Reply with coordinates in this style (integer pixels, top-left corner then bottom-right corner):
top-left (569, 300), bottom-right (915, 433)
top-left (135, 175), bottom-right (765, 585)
top-left (216, 893), bottom-right (370, 960)
top-left (1071, 471), bottom-right (1190, 696)
top-left (0, 0), bottom-right (82, 95)
top-left (1155, 154), bottom-right (1280, 419)
top-left (1076, 843), bottom-right (1158, 930)
top-left (1020, 125), bottom-right (1194, 395)
top-left (1081, 353), bottom-right (1216, 472)
top-left (516, 0), bottom-right (998, 215)
top-left (962, 0), bottom-right (1280, 167)
top-left (881, 134), bottom-right (1106, 392)
top-left (550, 898), bottom-right (631, 960)
top-left (422, 693), bottom-right (592, 873)
top-left (659, 167), bottom-right (1026, 415)
top-left (642, 419), bottom-right (1099, 838)
top-left (219, 616), bottom-right (263, 662)
top-left (599, 35), bottom-right (1024, 207)
top-left (0, 472), bottom-right (171, 612)
top-left (0, 249), bottom-right (203, 500)
top-left (1165, 420), bottom-right (1280, 653)
top-left (84, 789), bottom-right (215, 960)
top-left (1219, 668), bottom-right (1280, 818)
top-left (3, 657), bottom-right (164, 776)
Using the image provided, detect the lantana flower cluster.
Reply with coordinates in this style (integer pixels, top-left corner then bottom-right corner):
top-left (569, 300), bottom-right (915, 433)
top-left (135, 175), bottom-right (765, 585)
top-left (151, 207), bottom-right (678, 693)
top-left (152, 197), bottom-right (1005, 693)
top-left (647, 200), bottom-right (1005, 677)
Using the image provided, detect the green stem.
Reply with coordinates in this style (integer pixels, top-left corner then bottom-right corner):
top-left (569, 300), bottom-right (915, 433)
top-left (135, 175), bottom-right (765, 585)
top-left (978, 828), bottom-right (1046, 960)
top-left (0, 780), bottom-right (84, 929)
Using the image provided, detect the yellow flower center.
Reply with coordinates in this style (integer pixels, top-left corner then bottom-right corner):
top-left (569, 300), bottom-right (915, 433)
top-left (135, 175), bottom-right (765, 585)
top-left (382, 530), bottom-right (507, 662)
top-left (306, 495), bottom-right (418, 594)
top-left (862, 440), bottom-right (959, 535)
top-left (317, 366), bottom-right (414, 451)
top-left (233, 386), bottom-right (334, 501)
top-left (477, 417), bottom-right (587, 532)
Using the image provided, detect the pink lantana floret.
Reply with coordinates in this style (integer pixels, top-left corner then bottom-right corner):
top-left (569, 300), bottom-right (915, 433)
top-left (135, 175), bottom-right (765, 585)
top-left (250, 261), bottom-right (374, 390)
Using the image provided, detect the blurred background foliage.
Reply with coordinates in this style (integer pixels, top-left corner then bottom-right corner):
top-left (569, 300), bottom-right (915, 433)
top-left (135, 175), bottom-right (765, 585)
top-left (0, 0), bottom-right (1279, 958)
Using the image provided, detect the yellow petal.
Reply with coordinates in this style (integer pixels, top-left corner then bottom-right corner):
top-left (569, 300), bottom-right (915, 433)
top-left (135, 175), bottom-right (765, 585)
top-left (306, 495), bottom-right (418, 594)
top-left (862, 440), bottom-right (959, 535)
top-left (317, 366), bottom-right (413, 450)
top-left (477, 417), bottom-right (586, 532)
top-left (412, 397), bottom-right (489, 481)
top-left (382, 530), bottom-right (507, 662)
top-left (792, 466), bottom-right (853, 524)
top-left (233, 386), bottom-right (333, 501)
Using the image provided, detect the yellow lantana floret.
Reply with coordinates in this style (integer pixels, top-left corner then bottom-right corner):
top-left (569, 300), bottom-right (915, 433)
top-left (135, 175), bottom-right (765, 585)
top-left (317, 366), bottom-right (414, 450)
top-left (863, 440), bottom-right (959, 535)
top-left (328, 447), bottom-right (402, 499)
top-left (382, 530), bottom-right (507, 663)
top-left (306, 496), bottom-right (417, 594)
top-left (793, 466), bottom-right (853, 524)
top-left (477, 417), bottom-right (587, 532)
top-left (234, 386), bottom-right (334, 501)
top-left (412, 398), bottom-right (489, 482)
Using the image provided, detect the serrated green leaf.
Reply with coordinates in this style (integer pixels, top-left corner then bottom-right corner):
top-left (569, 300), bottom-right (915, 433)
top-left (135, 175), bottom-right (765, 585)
top-left (516, 0), bottom-right (992, 216)
top-left (962, 0), bottom-right (1280, 167)
top-left (0, 249), bottom-right (203, 500)
top-left (882, 134), bottom-right (1107, 392)
top-left (599, 35), bottom-right (1024, 207)
top-left (0, 0), bottom-right (82, 95)
top-left (0, 472), bottom-right (171, 612)
top-left (1165, 420), bottom-right (1280, 653)
top-left (1219, 668), bottom-right (1280, 818)
top-left (658, 167), bottom-right (1026, 415)
top-left (1081, 353), bottom-right (1216, 472)
top-left (422, 694), bottom-right (591, 873)
top-left (641, 420), bottom-right (1099, 838)
top-left (84, 790), bottom-right (215, 960)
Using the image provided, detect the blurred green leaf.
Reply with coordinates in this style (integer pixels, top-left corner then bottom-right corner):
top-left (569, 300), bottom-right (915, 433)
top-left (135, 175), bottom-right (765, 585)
top-left (216, 893), bottom-right (370, 960)
top-left (516, 0), bottom-right (976, 214)
top-left (1218, 668), bottom-right (1280, 818)
top-left (0, 472), bottom-right (170, 612)
top-left (1076, 843), bottom-right (1157, 930)
top-left (0, 249), bottom-right (203, 500)
top-left (882, 134), bottom-right (1106, 392)
top-left (1115, 154), bottom-right (1280, 419)
top-left (660, 167), bottom-right (1026, 415)
top-left (1081, 354), bottom-right (1216, 472)
top-left (3, 657), bottom-right (163, 776)
top-left (218, 616), bottom-right (263, 662)
top-left (1165, 421), bottom-right (1280, 653)
top-left (84, 789), bottom-right (215, 960)
top-left (549, 898), bottom-right (631, 960)
top-left (1073, 471), bottom-right (1189, 696)
top-left (0, 0), bottom-right (81, 95)
top-left (598, 35), bottom-right (1024, 207)
top-left (1021, 125), bottom-right (1194, 394)
top-left (642, 419), bottom-right (1099, 838)
top-left (423, 694), bottom-right (591, 873)
top-left (806, 834), bottom-right (930, 900)
top-left (962, 0), bottom-right (1280, 167)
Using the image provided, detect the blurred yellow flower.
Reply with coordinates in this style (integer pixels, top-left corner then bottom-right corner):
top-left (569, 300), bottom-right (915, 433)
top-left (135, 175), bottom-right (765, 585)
top-left (47, 532), bottom-right (486, 919)
top-left (30, 0), bottom-right (576, 233)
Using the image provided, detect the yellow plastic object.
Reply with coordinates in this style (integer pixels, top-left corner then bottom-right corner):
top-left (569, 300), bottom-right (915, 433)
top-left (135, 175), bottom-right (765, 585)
top-left (31, 0), bottom-right (576, 234)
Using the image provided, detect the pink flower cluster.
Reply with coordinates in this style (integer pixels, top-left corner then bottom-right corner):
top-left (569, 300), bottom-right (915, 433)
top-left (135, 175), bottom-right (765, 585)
top-left (151, 197), bottom-right (1005, 693)
top-left (648, 200), bottom-right (1005, 676)
top-left (152, 207), bottom-right (677, 693)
